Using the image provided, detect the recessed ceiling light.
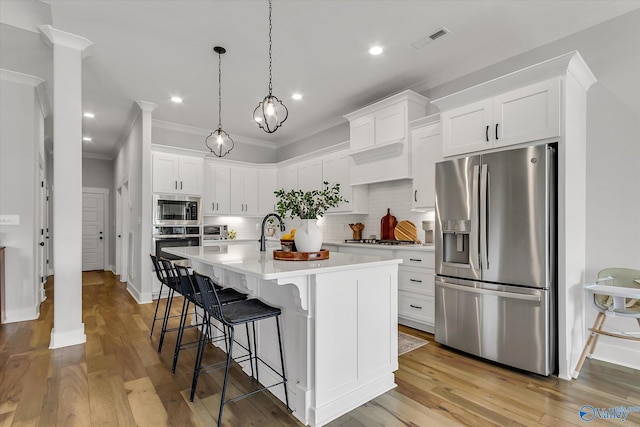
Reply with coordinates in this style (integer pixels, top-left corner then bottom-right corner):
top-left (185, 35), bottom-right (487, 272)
top-left (82, 137), bottom-right (92, 142)
top-left (369, 46), bottom-right (383, 56)
top-left (291, 93), bottom-right (302, 100)
top-left (83, 112), bottom-right (95, 118)
top-left (171, 96), bottom-right (183, 103)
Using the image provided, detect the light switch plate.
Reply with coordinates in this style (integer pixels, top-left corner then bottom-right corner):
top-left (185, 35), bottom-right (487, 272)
top-left (0, 215), bottom-right (20, 225)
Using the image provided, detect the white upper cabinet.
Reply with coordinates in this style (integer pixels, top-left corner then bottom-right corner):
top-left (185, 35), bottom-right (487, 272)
top-left (438, 78), bottom-right (561, 157)
top-left (277, 164), bottom-right (298, 191)
top-left (297, 159), bottom-right (323, 192)
top-left (349, 115), bottom-right (375, 152)
top-left (322, 151), bottom-right (368, 214)
top-left (344, 90), bottom-right (429, 185)
top-left (152, 153), bottom-right (203, 195)
top-left (230, 166), bottom-right (258, 216)
top-left (410, 119), bottom-right (441, 210)
top-left (203, 162), bottom-right (230, 215)
top-left (258, 168), bottom-right (278, 214)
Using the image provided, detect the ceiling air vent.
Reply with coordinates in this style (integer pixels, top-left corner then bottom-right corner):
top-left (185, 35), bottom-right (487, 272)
top-left (410, 27), bottom-right (450, 50)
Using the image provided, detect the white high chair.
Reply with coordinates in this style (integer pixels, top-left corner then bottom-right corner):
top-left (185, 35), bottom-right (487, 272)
top-left (572, 268), bottom-right (640, 379)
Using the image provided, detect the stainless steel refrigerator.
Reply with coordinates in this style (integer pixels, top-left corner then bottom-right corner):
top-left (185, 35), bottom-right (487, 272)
top-left (434, 143), bottom-right (556, 376)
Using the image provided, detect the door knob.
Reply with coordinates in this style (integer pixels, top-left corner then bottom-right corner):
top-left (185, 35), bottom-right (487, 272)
top-left (39, 242), bottom-right (45, 246)
top-left (99, 237), bottom-right (103, 240)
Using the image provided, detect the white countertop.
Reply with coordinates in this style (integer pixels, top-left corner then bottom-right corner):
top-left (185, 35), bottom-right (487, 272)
top-left (323, 240), bottom-right (435, 252)
top-left (165, 243), bottom-right (402, 281)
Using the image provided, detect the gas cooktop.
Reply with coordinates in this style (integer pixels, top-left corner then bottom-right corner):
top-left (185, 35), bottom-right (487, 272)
top-left (343, 239), bottom-right (418, 245)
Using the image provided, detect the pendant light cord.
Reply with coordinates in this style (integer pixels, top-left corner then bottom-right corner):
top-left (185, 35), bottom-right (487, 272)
top-left (268, 0), bottom-right (273, 96)
top-left (218, 49), bottom-right (223, 129)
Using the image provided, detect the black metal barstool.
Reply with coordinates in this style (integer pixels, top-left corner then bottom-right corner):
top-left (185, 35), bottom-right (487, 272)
top-left (149, 254), bottom-right (183, 351)
top-left (192, 271), bottom-right (289, 426)
top-left (171, 263), bottom-right (247, 373)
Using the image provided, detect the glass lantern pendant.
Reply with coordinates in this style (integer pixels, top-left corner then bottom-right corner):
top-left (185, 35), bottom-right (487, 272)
top-left (205, 46), bottom-right (234, 158)
top-left (253, 0), bottom-right (288, 133)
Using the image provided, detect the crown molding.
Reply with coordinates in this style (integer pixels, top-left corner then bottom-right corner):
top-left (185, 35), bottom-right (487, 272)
top-left (152, 119), bottom-right (277, 150)
top-left (38, 25), bottom-right (93, 57)
top-left (83, 152), bottom-right (113, 161)
top-left (136, 100), bottom-right (158, 112)
top-left (0, 68), bottom-right (44, 86)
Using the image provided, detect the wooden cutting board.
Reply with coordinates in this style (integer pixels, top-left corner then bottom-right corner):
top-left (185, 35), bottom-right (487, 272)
top-left (380, 208), bottom-right (397, 240)
top-left (395, 220), bottom-right (418, 242)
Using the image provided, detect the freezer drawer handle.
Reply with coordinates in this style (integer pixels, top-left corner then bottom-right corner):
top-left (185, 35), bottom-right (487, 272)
top-left (409, 304), bottom-right (423, 310)
top-left (437, 280), bottom-right (541, 302)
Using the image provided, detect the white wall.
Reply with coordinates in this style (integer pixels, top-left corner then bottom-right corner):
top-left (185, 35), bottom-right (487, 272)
top-left (0, 75), bottom-right (44, 323)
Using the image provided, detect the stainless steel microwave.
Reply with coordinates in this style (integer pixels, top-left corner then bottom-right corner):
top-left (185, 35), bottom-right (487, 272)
top-left (153, 194), bottom-right (201, 226)
top-left (203, 224), bottom-right (228, 240)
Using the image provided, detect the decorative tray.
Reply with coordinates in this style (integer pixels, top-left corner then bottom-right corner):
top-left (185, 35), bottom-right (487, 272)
top-left (273, 249), bottom-right (330, 261)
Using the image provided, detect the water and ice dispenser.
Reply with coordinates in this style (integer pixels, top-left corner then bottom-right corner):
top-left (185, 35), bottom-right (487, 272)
top-left (441, 219), bottom-right (471, 266)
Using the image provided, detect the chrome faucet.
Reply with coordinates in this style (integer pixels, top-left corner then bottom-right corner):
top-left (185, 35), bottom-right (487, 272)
top-left (260, 213), bottom-right (285, 251)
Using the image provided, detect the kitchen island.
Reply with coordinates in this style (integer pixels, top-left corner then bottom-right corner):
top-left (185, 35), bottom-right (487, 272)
top-left (165, 243), bottom-right (402, 427)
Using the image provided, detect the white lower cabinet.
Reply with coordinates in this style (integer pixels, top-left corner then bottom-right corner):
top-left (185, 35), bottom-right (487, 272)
top-left (395, 250), bottom-right (435, 333)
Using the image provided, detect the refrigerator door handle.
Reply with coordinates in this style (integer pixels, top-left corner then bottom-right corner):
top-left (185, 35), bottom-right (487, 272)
top-left (480, 164), bottom-right (489, 270)
top-left (437, 279), bottom-right (542, 302)
top-left (472, 165), bottom-right (480, 267)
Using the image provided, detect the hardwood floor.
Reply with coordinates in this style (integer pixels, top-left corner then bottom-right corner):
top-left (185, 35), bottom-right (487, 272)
top-left (1, 271), bottom-right (638, 426)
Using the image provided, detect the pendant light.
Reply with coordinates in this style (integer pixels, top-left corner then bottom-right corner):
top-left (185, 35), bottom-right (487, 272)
top-left (205, 46), bottom-right (234, 157)
top-left (253, 0), bottom-right (288, 133)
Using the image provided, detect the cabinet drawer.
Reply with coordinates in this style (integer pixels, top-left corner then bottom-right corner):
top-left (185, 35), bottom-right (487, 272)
top-left (397, 250), bottom-right (434, 268)
top-left (398, 267), bottom-right (434, 295)
top-left (398, 292), bottom-right (434, 325)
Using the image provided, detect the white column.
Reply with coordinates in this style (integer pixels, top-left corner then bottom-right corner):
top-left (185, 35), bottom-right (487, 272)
top-left (136, 101), bottom-right (157, 303)
top-left (39, 25), bottom-right (93, 349)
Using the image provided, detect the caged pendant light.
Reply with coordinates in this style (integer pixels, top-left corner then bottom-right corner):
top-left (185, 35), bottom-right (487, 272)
top-left (253, 0), bottom-right (288, 133)
top-left (205, 46), bottom-right (234, 157)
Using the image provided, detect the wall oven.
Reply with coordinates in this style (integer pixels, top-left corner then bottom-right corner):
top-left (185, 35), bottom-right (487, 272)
top-left (153, 194), bottom-right (201, 226)
top-left (152, 226), bottom-right (200, 267)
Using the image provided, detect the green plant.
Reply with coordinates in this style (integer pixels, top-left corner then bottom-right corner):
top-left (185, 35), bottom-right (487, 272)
top-left (274, 181), bottom-right (347, 219)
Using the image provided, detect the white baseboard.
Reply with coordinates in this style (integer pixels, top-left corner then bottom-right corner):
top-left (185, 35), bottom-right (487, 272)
top-left (49, 325), bottom-right (86, 349)
top-left (592, 341), bottom-right (640, 370)
top-left (126, 282), bottom-right (153, 304)
top-left (3, 305), bottom-right (39, 324)
top-left (105, 264), bottom-right (114, 273)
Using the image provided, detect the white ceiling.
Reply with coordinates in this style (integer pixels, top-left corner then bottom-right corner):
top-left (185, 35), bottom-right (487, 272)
top-left (2, 0), bottom-right (639, 159)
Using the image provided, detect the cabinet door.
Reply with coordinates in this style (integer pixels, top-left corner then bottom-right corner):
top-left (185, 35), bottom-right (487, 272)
top-left (177, 157), bottom-right (203, 195)
top-left (375, 102), bottom-right (405, 145)
top-left (493, 78), bottom-right (560, 148)
top-left (243, 168), bottom-right (259, 216)
top-left (411, 123), bottom-right (441, 209)
top-left (442, 98), bottom-right (493, 157)
top-left (152, 153), bottom-right (179, 193)
top-left (298, 160), bottom-right (322, 193)
top-left (277, 164), bottom-right (298, 191)
top-left (229, 167), bottom-right (245, 215)
top-left (204, 163), bottom-right (230, 215)
top-left (258, 168), bottom-right (278, 214)
top-left (323, 154), bottom-right (351, 213)
top-left (349, 115), bottom-right (375, 151)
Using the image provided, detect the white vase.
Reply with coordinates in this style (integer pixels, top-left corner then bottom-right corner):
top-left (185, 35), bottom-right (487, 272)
top-left (294, 218), bottom-right (323, 252)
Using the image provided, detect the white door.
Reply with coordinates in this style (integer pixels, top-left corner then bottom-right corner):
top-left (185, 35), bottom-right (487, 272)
top-left (115, 187), bottom-right (122, 276)
top-left (82, 192), bottom-right (105, 271)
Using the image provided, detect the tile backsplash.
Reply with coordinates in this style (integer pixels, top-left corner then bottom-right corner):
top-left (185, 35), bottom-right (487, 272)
top-left (205, 179), bottom-right (434, 243)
